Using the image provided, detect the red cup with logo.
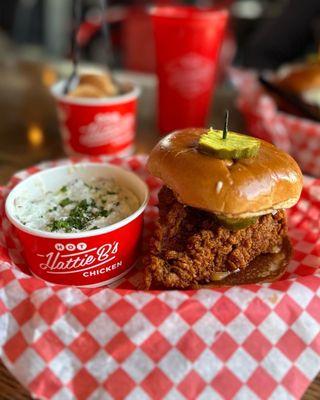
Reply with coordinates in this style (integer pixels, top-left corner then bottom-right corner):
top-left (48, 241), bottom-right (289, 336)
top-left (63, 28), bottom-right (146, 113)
top-left (5, 163), bottom-right (148, 287)
top-left (51, 80), bottom-right (140, 157)
top-left (150, 6), bottom-right (229, 134)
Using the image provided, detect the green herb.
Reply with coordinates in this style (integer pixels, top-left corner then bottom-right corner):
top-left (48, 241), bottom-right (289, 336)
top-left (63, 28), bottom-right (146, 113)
top-left (59, 198), bottom-right (73, 207)
top-left (48, 199), bottom-right (94, 232)
top-left (49, 220), bottom-right (72, 232)
top-left (60, 185), bottom-right (68, 193)
top-left (99, 209), bottom-right (111, 217)
top-left (90, 226), bottom-right (99, 230)
top-left (90, 199), bottom-right (97, 208)
top-left (47, 189), bottom-right (120, 232)
top-left (67, 200), bottom-right (93, 230)
top-left (107, 191), bottom-right (117, 195)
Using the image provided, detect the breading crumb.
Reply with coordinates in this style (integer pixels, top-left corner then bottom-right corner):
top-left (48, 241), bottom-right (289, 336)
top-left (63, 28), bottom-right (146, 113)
top-left (144, 186), bottom-right (287, 289)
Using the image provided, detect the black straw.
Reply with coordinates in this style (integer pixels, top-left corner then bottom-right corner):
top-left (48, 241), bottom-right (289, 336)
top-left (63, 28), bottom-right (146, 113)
top-left (223, 109), bottom-right (229, 139)
top-left (64, 0), bottom-right (82, 94)
top-left (99, 0), bottom-right (114, 68)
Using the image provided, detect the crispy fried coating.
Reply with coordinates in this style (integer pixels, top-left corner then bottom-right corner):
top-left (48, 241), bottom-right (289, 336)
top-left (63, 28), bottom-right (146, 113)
top-left (144, 187), bottom-right (287, 289)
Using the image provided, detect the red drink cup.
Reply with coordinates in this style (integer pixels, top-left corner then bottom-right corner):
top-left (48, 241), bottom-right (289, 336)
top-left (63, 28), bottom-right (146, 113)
top-left (150, 6), bottom-right (228, 134)
top-left (51, 81), bottom-right (140, 157)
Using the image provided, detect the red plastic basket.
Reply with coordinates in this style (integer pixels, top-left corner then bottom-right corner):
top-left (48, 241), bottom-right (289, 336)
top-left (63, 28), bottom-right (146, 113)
top-left (230, 68), bottom-right (320, 177)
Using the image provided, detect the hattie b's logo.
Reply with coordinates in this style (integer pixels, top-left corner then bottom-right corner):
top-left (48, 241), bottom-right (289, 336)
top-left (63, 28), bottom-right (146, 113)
top-left (166, 52), bottom-right (214, 99)
top-left (79, 112), bottom-right (134, 148)
top-left (37, 242), bottom-right (119, 275)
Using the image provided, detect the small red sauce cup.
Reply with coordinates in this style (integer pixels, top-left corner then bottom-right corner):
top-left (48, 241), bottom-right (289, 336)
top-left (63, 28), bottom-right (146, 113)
top-left (51, 80), bottom-right (140, 157)
top-left (5, 163), bottom-right (149, 287)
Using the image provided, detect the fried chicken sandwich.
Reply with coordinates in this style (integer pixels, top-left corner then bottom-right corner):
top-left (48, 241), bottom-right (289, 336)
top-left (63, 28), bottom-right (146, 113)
top-left (144, 126), bottom-right (303, 289)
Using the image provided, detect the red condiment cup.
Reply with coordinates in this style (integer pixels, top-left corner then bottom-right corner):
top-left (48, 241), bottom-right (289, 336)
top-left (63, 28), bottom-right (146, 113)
top-left (51, 81), bottom-right (140, 157)
top-left (5, 163), bottom-right (149, 287)
top-left (150, 6), bottom-right (229, 134)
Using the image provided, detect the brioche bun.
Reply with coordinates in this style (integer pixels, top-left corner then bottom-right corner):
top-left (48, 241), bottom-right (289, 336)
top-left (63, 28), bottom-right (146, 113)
top-left (147, 128), bottom-right (303, 218)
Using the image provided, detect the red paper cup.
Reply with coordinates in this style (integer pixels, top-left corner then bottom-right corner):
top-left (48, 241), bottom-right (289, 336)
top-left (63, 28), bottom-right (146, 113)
top-left (51, 81), bottom-right (140, 157)
top-left (5, 163), bottom-right (149, 287)
top-left (150, 6), bottom-right (229, 134)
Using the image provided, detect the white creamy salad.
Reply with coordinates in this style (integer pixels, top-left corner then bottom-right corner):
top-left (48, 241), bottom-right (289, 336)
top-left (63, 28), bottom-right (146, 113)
top-left (14, 178), bottom-right (140, 233)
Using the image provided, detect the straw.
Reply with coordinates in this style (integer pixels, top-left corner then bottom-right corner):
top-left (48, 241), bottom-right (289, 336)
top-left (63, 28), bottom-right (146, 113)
top-left (99, 0), bottom-right (115, 69)
top-left (64, 0), bottom-right (82, 94)
top-left (99, 0), bottom-right (121, 92)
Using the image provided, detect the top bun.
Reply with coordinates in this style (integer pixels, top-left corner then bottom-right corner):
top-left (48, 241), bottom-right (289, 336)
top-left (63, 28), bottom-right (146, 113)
top-left (276, 64), bottom-right (320, 93)
top-left (147, 128), bottom-right (303, 218)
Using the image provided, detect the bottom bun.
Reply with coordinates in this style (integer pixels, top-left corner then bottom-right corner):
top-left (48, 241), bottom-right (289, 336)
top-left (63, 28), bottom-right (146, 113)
top-left (205, 236), bottom-right (292, 287)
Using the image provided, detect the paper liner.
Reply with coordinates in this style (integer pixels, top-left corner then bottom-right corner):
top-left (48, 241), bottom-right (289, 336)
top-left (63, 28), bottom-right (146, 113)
top-left (0, 155), bottom-right (320, 400)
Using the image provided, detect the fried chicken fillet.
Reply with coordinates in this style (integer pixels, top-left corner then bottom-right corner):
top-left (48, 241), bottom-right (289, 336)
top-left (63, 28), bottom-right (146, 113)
top-left (144, 187), bottom-right (287, 289)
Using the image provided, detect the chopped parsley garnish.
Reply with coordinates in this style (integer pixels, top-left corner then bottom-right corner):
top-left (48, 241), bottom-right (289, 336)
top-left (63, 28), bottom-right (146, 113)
top-left (59, 198), bottom-right (72, 207)
top-left (48, 198), bottom-right (113, 232)
top-left (60, 185), bottom-right (68, 193)
top-left (107, 191), bottom-right (117, 195)
top-left (99, 209), bottom-right (111, 217)
top-left (49, 220), bottom-right (72, 232)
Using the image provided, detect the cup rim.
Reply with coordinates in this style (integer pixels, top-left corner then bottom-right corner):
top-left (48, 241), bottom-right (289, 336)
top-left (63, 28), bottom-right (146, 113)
top-left (149, 5), bottom-right (229, 20)
top-left (51, 80), bottom-right (141, 106)
top-left (5, 162), bottom-right (149, 239)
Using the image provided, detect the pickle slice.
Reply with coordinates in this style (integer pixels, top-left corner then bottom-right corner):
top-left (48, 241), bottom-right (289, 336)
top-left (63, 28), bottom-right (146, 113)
top-left (216, 215), bottom-right (258, 230)
top-left (198, 128), bottom-right (260, 159)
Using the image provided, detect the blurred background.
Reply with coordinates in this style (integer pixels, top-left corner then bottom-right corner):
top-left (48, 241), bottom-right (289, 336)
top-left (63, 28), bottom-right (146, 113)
top-left (1, 0), bottom-right (320, 181)
top-left (1, 0), bottom-right (320, 71)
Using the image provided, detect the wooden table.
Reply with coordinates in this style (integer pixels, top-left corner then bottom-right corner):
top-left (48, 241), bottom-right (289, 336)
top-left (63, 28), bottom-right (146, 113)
top-left (0, 60), bottom-right (319, 399)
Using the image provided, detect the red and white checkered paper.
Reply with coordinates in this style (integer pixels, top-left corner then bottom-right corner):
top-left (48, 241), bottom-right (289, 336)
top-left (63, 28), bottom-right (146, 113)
top-left (230, 68), bottom-right (320, 178)
top-left (1, 155), bottom-right (320, 400)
